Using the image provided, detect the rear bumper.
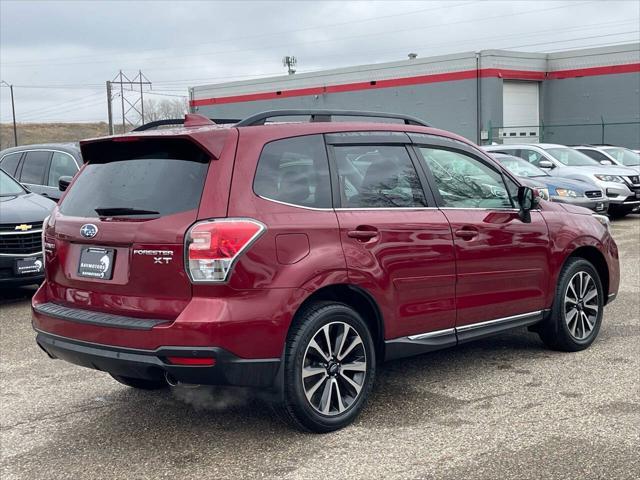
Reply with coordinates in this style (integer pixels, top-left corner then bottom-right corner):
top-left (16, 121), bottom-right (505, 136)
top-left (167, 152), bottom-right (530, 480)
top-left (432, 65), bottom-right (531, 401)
top-left (35, 330), bottom-right (280, 387)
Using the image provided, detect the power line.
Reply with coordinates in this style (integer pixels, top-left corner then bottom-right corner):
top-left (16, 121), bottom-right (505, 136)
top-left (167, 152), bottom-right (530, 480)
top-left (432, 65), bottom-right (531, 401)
top-left (16, 92), bottom-right (104, 118)
top-left (0, 1), bottom-right (476, 67)
top-left (2, 1), bottom-right (597, 70)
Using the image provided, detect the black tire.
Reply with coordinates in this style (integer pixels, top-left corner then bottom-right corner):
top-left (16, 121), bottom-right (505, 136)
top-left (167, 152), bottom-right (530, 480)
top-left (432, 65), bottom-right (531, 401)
top-left (538, 258), bottom-right (604, 352)
top-left (110, 374), bottom-right (167, 390)
top-left (275, 302), bottom-right (376, 433)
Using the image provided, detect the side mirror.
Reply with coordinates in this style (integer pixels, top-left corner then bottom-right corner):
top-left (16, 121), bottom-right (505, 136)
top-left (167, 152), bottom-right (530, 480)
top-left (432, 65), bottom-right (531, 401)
top-left (600, 160), bottom-right (613, 165)
top-left (517, 186), bottom-right (537, 223)
top-left (538, 159), bottom-right (554, 169)
top-left (58, 176), bottom-right (72, 192)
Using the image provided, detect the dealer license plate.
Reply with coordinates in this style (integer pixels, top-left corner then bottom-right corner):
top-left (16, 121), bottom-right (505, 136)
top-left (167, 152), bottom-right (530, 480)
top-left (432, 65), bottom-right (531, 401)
top-left (78, 247), bottom-right (115, 280)
top-left (14, 256), bottom-right (44, 276)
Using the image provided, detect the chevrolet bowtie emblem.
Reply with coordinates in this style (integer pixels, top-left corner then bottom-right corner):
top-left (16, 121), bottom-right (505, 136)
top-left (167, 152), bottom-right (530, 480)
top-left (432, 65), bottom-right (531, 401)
top-left (15, 224), bottom-right (33, 231)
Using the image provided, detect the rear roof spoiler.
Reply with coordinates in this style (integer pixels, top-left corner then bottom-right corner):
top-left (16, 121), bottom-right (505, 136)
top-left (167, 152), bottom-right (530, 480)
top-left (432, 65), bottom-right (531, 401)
top-left (133, 116), bottom-right (241, 131)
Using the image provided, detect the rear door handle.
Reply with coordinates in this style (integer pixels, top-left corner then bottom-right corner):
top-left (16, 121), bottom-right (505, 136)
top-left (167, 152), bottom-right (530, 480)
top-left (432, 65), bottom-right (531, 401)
top-left (347, 228), bottom-right (379, 241)
top-left (454, 228), bottom-right (479, 240)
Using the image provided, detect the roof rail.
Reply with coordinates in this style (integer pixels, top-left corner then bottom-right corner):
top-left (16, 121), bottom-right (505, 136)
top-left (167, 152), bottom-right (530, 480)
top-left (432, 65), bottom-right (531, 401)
top-left (235, 109), bottom-right (431, 127)
top-left (132, 116), bottom-right (241, 132)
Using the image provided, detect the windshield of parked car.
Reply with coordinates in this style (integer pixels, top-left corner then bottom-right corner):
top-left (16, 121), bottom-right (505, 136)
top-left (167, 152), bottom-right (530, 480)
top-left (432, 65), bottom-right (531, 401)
top-left (495, 155), bottom-right (549, 177)
top-left (0, 169), bottom-right (26, 196)
top-left (545, 148), bottom-right (600, 167)
top-left (602, 147), bottom-right (640, 166)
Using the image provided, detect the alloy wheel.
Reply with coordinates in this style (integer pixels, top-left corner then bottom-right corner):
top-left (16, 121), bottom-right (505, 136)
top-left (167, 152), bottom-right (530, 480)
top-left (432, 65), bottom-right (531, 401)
top-left (301, 321), bottom-right (367, 416)
top-left (564, 271), bottom-right (599, 340)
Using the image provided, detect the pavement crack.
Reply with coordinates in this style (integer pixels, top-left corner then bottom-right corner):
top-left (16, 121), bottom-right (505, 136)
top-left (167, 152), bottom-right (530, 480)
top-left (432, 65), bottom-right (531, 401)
top-left (1, 402), bottom-right (114, 431)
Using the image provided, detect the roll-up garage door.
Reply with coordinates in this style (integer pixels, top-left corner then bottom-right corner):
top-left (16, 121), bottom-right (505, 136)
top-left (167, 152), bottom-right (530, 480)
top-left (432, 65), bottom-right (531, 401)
top-left (502, 81), bottom-right (540, 144)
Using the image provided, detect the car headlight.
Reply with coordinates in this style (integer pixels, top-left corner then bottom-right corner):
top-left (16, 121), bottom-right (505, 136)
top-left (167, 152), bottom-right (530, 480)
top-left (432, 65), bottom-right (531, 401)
top-left (592, 214), bottom-right (610, 229)
top-left (556, 188), bottom-right (577, 197)
top-left (534, 187), bottom-right (549, 200)
top-left (594, 174), bottom-right (624, 183)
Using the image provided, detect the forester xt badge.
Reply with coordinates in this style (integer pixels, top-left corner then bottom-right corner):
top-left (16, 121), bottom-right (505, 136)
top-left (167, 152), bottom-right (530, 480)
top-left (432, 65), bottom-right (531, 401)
top-left (133, 249), bottom-right (174, 264)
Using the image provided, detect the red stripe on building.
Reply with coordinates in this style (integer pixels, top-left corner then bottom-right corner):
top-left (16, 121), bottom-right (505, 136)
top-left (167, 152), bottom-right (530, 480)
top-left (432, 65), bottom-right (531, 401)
top-left (547, 62), bottom-right (640, 79)
top-left (190, 63), bottom-right (640, 107)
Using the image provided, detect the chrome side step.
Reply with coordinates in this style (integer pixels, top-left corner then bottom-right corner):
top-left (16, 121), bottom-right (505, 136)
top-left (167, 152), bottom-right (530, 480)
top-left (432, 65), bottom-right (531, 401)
top-left (384, 310), bottom-right (545, 361)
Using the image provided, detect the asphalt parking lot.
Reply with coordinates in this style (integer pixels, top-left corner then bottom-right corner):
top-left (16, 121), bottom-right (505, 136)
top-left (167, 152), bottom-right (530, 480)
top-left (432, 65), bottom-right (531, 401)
top-left (1, 215), bottom-right (638, 480)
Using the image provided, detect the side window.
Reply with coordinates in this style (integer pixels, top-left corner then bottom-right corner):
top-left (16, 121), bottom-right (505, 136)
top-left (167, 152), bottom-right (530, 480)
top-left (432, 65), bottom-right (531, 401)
top-left (47, 152), bottom-right (78, 186)
top-left (503, 173), bottom-right (520, 206)
top-left (418, 147), bottom-right (513, 209)
top-left (0, 152), bottom-right (22, 177)
top-left (518, 149), bottom-right (544, 167)
top-left (579, 149), bottom-right (609, 162)
top-left (333, 145), bottom-right (427, 208)
top-left (253, 135), bottom-right (331, 208)
top-left (20, 151), bottom-right (51, 185)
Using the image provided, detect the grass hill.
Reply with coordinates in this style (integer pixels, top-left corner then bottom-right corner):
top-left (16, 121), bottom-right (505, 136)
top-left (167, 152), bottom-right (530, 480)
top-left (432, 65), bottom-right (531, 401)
top-left (0, 123), bottom-right (110, 150)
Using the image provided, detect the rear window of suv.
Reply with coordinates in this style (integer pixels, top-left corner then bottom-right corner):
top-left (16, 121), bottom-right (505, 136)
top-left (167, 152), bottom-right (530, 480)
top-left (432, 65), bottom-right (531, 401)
top-left (253, 134), bottom-right (332, 208)
top-left (59, 139), bottom-right (209, 218)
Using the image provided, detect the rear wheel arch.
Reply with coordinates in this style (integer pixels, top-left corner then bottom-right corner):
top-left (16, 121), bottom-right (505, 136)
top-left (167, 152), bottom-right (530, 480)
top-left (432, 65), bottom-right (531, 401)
top-left (290, 284), bottom-right (385, 362)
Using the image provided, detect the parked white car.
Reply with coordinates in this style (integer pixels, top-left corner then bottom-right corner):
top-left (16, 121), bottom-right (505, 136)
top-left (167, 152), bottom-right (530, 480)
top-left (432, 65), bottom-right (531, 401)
top-left (575, 145), bottom-right (640, 174)
top-left (483, 143), bottom-right (640, 217)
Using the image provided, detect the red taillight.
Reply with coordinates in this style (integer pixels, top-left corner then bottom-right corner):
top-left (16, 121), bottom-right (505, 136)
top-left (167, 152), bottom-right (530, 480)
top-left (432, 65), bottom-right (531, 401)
top-left (186, 218), bottom-right (265, 283)
top-left (167, 356), bottom-right (216, 366)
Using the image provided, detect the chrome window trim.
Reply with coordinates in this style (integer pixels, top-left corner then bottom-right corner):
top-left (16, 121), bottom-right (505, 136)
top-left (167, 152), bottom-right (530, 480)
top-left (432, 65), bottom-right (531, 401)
top-left (3, 149), bottom-right (80, 186)
top-left (1, 148), bottom-right (80, 168)
top-left (0, 251), bottom-right (43, 257)
top-left (335, 207), bottom-right (437, 211)
top-left (256, 194), bottom-right (439, 211)
top-left (255, 194), bottom-right (334, 211)
top-left (0, 229), bottom-right (43, 236)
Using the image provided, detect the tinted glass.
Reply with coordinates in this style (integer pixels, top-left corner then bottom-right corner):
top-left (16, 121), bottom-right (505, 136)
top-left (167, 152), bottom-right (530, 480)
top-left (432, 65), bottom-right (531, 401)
top-left (253, 135), bottom-right (331, 208)
top-left (47, 152), bottom-right (78, 186)
top-left (579, 149), bottom-right (610, 162)
top-left (0, 169), bottom-right (26, 196)
top-left (333, 145), bottom-right (426, 208)
top-left (495, 155), bottom-right (548, 177)
top-left (602, 147), bottom-right (640, 166)
top-left (0, 152), bottom-right (22, 177)
top-left (517, 149), bottom-right (546, 166)
top-left (59, 158), bottom-right (207, 218)
top-left (419, 147), bottom-right (512, 208)
top-left (545, 148), bottom-right (598, 166)
top-left (20, 151), bottom-right (51, 184)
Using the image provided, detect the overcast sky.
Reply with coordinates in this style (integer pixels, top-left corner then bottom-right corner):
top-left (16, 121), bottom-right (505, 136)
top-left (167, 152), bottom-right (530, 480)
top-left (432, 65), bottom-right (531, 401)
top-left (1, 0), bottom-right (639, 123)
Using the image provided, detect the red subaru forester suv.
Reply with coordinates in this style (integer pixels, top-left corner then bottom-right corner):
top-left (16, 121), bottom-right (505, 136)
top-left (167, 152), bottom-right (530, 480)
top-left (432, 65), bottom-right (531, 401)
top-left (33, 110), bottom-right (619, 432)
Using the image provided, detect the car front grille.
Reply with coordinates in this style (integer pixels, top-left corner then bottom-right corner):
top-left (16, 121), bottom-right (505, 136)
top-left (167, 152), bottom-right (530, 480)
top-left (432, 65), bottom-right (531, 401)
top-left (628, 175), bottom-right (640, 186)
top-left (0, 222), bottom-right (43, 233)
top-left (0, 223), bottom-right (43, 255)
top-left (584, 191), bottom-right (603, 199)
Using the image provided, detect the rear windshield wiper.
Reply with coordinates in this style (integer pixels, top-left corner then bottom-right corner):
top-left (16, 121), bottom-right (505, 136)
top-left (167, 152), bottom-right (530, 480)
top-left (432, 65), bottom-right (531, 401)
top-left (95, 207), bottom-right (160, 216)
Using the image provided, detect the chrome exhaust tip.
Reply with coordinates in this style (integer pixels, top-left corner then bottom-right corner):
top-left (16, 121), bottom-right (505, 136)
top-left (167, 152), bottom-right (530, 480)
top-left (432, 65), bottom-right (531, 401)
top-left (165, 372), bottom-right (180, 387)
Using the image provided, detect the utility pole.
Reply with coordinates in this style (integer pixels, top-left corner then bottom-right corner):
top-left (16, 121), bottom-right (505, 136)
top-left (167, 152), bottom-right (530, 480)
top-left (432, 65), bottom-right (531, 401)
top-left (106, 70), bottom-right (151, 133)
top-left (106, 81), bottom-right (114, 135)
top-left (139, 70), bottom-right (145, 124)
top-left (1, 80), bottom-right (18, 146)
top-left (119, 71), bottom-right (125, 132)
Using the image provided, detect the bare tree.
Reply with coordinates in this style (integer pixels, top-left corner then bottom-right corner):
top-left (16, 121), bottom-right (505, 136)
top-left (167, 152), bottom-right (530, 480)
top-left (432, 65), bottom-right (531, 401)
top-left (142, 98), bottom-right (188, 122)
